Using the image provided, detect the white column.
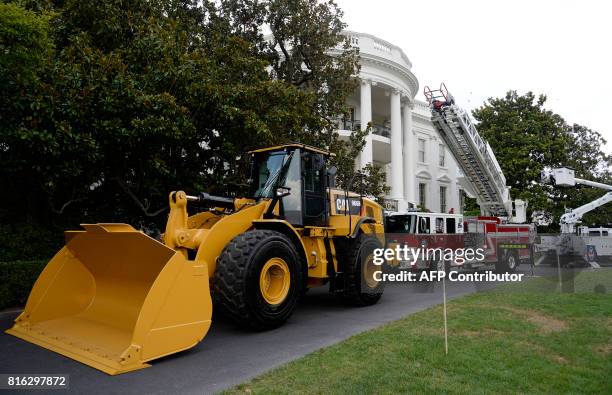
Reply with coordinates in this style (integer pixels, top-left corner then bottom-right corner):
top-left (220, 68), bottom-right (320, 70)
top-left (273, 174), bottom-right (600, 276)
top-left (390, 89), bottom-right (403, 201)
top-left (359, 80), bottom-right (372, 168)
top-left (402, 101), bottom-right (416, 206)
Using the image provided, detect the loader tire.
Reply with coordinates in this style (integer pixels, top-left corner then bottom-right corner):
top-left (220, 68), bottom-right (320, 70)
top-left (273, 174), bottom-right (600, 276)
top-left (213, 229), bottom-right (302, 330)
top-left (336, 234), bottom-right (384, 306)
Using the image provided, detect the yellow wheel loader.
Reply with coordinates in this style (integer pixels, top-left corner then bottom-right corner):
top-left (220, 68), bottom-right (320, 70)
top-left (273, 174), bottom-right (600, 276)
top-left (6, 144), bottom-right (385, 375)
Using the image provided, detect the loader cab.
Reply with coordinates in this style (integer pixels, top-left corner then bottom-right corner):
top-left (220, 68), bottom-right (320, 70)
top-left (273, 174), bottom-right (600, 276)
top-left (248, 144), bottom-right (331, 227)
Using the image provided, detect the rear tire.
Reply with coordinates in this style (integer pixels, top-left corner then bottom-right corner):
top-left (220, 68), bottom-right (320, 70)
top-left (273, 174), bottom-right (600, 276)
top-left (506, 251), bottom-right (519, 272)
top-left (496, 250), bottom-right (518, 273)
top-left (336, 234), bottom-right (385, 306)
top-left (213, 230), bottom-right (302, 330)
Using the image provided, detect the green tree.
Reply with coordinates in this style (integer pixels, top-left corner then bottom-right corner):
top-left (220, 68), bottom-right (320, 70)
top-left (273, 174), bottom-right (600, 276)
top-left (264, 0), bottom-right (359, 145)
top-left (0, 2), bottom-right (61, 259)
top-left (217, 0), bottom-right (387, 197)
top-left (0, 2), bottom-right (52, 94)
top-left (0, 0), bottom-right (385, 259)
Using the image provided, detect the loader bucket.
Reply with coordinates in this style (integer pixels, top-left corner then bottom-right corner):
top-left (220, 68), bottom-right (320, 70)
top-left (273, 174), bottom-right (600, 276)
top-left (6, 224), bottom-right (212, 375)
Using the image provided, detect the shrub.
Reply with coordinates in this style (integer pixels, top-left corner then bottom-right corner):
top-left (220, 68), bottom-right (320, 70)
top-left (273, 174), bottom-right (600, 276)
top-left (0, 260), bottom-right (48, 310)
top-left (0, 223), bottom-right (63, 261)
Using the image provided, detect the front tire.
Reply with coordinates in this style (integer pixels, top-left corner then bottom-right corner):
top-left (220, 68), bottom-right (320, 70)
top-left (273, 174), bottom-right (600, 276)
top-left (213, 230), bottom-right (302, 330)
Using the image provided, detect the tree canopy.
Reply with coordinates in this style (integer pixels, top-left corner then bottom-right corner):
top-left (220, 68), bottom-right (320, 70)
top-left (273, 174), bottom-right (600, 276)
top-left (0, 0), bottom-right (387, 259)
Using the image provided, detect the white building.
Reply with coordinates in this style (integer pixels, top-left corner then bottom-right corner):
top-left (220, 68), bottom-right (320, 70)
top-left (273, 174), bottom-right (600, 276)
top-left (335, 31), bottom-right (464, 213)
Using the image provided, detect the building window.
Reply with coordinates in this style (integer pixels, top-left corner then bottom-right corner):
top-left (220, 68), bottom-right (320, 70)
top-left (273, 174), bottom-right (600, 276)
top-left (419, 183), bottom-right (427, 209)
top-left (418, 138), bottom-right (426, 162)
top-left (342, 108), bottom-right (355, 130)
top-left (440, 186), bottom-right (447, 213)
top-left (439, 144), bottom-right (445, 167)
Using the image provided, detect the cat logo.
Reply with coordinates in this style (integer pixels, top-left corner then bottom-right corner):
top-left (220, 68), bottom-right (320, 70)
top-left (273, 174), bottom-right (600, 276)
top-left (335, 195), bottom-right (361, 215)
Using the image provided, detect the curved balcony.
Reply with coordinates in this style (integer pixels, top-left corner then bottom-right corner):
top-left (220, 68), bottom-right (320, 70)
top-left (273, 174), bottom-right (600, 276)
top-left (335, 119), bottom-right (390, 138)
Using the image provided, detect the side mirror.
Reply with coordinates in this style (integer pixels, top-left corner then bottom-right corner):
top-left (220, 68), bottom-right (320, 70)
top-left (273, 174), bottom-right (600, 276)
top-left (276, 186), bottom-right (291, 198)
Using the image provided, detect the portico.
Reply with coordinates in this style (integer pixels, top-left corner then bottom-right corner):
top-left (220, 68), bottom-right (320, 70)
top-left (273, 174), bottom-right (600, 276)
top-left (336, 31), bottom-right (462, 214)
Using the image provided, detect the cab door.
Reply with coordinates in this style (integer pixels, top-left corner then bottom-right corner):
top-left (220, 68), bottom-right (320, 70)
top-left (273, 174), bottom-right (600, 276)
top-left (302, 152), bottom-right (328, 226)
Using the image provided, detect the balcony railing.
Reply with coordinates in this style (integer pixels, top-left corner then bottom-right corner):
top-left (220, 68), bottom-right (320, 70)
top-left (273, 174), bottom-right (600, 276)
top-left (335, 119), bottom-right (359, 130)
top-left (371, 123), bottom-right (390, 138)
top-left (334, 119), bottom-right (390, 138)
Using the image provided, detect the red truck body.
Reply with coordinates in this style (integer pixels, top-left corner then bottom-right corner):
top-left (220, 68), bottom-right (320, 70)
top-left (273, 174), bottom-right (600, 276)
top-left (385, 212), bottom-right (535, 270)
top-left (464, 216), bottom-right (536, 265)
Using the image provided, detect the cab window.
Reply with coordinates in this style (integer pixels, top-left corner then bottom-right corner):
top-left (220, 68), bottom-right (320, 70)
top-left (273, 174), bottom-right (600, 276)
top-left (253, 151), bottom-right (288, 198)
top-left (435, 218), bottom-right (444, 233)
top-left (385, 215), bottom-right (416, 234)
top-left (446, 218), bottom-right (456, 234)
top-left (302, 153), bottom-right (324, 193)
top-left (418, 216), bottom-right (431, 234)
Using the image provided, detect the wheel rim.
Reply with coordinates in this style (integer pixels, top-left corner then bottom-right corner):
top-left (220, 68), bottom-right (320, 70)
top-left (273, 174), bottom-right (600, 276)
top-left (507, 255), bottom-right (516, 270)
top-left (259, 257), bottom-right (291, 305)
top-left (363, 253), bottom-right (379, 289)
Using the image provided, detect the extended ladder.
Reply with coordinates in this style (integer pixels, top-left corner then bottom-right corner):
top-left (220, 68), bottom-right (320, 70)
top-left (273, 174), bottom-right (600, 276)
top-left (424, 84), bottom-right (514, 219)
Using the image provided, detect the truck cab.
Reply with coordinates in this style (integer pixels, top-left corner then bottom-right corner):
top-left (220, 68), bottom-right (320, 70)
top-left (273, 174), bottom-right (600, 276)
top-left (384, 211), bottom-right (464, 269)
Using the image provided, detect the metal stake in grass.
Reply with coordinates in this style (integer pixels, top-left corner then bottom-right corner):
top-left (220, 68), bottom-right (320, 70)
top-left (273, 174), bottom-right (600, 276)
top-left (557, 249), bottom-right (562, 293)
top-left (443, 267), bottom-right (448, 355)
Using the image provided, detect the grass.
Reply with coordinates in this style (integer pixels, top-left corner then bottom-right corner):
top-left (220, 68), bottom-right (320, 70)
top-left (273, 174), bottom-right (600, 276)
top-left (226, 269), bottom-right (612, 394)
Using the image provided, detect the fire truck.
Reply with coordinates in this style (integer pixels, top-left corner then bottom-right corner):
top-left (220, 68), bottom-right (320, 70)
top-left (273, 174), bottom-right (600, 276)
top-left (385, 84), bottom-right (536, 272)
top-left (463, 216), bottom-right (535, 271)
top-left (385, 212), bottom-right (535, 272)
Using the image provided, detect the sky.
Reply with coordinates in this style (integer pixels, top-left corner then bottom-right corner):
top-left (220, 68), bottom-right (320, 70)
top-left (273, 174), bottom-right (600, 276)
top-left (335, 0), bottom-right (612, 152)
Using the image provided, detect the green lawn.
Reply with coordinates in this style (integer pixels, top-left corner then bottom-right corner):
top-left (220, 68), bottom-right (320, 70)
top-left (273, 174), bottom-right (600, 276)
top-left (226, 269), bottom-right (612, 394)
